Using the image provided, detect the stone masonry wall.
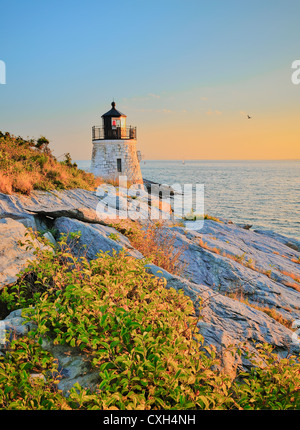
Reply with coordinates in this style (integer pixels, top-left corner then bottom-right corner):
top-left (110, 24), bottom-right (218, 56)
top-left (91, 139), bottom-right (143, 184)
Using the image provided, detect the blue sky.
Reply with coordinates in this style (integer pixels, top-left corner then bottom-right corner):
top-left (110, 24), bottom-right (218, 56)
top-left (1, 0), bottom-right (300, 159)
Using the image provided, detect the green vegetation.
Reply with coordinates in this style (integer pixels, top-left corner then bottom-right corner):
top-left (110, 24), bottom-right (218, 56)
top-left (0, 338), bottom-right (70, 410)
top-left (108, 232), bottom-right (120, 242)
top-left (183, 209), bottom-right (223, 223)
top-left (0, 132), bottom-right (99, 194)
top-left (0, 232), bottom-right (300, 410)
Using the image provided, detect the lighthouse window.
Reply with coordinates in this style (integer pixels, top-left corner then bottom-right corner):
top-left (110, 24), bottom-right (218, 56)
top-left (112, 118), bottom-right (120, 129)
top-left (117, 158), bottom-right (122, 172)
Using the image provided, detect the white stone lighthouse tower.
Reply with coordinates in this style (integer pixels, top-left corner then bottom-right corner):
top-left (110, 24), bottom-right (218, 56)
top-left (91, 101), bottom-right (143, 184)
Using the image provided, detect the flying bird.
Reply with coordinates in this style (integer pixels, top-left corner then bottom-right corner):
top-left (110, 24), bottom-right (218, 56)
top-left (247, 115), bottom-right (252, 119)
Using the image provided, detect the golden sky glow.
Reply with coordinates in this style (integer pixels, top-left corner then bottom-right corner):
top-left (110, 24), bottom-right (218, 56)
top-left (138, 112), bottom-right (300, 160)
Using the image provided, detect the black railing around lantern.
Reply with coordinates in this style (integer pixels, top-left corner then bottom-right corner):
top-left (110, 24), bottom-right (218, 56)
top-left (92, 126), bottom-right (137, 141)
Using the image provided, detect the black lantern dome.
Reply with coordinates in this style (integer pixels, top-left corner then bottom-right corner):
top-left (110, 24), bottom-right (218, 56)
top-left (101, 101), bottom-right (126, 118)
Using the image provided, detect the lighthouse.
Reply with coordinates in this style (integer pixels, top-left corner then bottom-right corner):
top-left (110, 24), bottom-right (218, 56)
top-left (91, 101), bottom-right (143, 184)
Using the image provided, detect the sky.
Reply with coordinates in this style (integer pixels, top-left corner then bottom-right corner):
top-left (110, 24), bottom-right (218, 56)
top-left (0, 0), bottom-right (300, 160)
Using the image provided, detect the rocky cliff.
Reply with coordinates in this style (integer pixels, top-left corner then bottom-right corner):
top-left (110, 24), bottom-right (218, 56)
top-left (0, 185), bottom-right (299, 391)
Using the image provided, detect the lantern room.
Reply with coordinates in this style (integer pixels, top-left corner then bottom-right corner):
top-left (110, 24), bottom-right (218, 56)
top-left (92, 101), bottom-right (136, 140)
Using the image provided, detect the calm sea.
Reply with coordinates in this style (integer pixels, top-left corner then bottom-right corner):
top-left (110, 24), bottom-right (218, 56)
top-left (76, 160), bottom-right (300, 241)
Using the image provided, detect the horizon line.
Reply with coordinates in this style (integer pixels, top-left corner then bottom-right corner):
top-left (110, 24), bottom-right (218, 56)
top-left (74, 158), bottom-right (300, 162)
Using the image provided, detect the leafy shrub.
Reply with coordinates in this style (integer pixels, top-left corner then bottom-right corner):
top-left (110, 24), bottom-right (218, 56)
top-left (0, 233), bottom-right (234, 410)
top-left (232, 343), bottom-right (300, 409)
top-left (0, 337), bottom-right (69, 410)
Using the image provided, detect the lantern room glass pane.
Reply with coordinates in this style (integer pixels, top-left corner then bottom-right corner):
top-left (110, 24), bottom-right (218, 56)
top-left (120, 117), bottom-right (126, 128)
top-left (111, 118), bottom-right (121, 129)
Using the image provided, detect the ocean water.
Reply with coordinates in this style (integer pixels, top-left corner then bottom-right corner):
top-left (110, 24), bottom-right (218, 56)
top-left (76, 159), bottom-right (300, 241)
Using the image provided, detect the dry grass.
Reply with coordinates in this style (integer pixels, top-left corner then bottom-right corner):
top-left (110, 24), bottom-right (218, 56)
top-left (278, 269), bottom-right (300, 292)
top-left (204, 214), bottom-right (223, 223)
top-left (280, 270), bottom-right (300, 284)
top-left (12, 171), bottom-right (41, 195)
top-left (291, 257), bottom-right (300, 264)
top-left (282, 280), bottom-right (300, 293)
top-left (0, 171), bottom-right (12, 194)
top-left (198, 237), bottom-right (219, 252)
top-left (251, 305), bottom-right (292, 328)
top-left (105, 177), bottom-right (142, 188)
top-left (184, 213), bottom-right (223, 223)
top-left (0, 131), bottom-right (101, 195)
top-left (273, 251), bottom-right (300, 265)
top-left (109, 219), bottom-right (186, 276)
top-left (198, 237), bottom-right (223, 254)
top-left (198, 237), bottom-right (256, 268)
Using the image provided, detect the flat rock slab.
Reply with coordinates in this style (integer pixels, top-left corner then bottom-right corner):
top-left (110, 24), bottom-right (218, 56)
top-left (0, 187), bottom-right (171, 225)
top-left (25, 206), bottom-right (109, 225)
top-left (0, 189), bottom-right (100, 217)
top-left (254, 229), bottom-right (300, 252)
top-left (165, 220), bottom-right (300, 323)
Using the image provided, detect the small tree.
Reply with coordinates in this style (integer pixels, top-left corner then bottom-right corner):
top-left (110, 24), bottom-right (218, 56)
top-left (61, 152), bottom-right (77, 168)
top-left (35, 136), bottom-right (50, 154)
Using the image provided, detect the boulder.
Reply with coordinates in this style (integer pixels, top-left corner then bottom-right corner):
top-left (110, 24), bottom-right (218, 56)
top-left (43, 231), bottom-right (57, 246)
top-left (0, 186), bottom-right (173, 229)
top-left (0, 309), bottom-right (32, 349)
top-left (0, 218), bottom-right (45, 289)
top-left (54, 216), bottom-right (143, 261)
top-left (41, 338), bottom-right (100, 396)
